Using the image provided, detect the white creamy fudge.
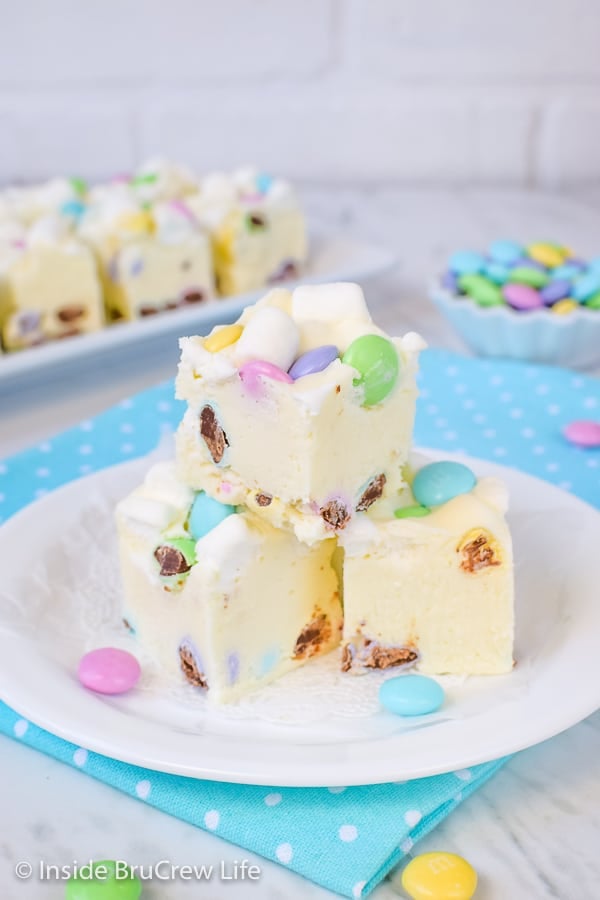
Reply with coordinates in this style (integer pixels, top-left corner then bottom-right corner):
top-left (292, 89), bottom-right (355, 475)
top-left (187, 167), bottom-right (307, 295)
top-left (340, 460), bottom-right (514, 676)
top-left (0, 215), bottom-right (104, 351)
top-left (175, 283), bottom-right (425, 544)
top-left (116, 462), bottom-right (342, 704)
top-left (79, 191), bottom-right (214, 321)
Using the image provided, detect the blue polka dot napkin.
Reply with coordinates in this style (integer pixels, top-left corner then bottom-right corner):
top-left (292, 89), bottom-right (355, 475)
top-left (0, 349), bottom-right (598, 898)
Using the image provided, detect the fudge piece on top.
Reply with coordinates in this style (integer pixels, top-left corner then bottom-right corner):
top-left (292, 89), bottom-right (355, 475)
top-left (340, 458), bottom-right (515, 676)
top-left (116, 462), bottom-right (342, 704)
top-left (175, 282), bottom-right (425, 544)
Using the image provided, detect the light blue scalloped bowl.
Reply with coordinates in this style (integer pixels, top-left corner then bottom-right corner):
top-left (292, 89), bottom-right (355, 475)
top-left (431, 286), bottom-right (600, 371)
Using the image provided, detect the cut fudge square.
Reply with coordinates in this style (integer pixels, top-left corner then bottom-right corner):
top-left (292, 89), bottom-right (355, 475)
top-left (340, 462), bottom-right (515, 676)
top-left (116, 462), bottom-right (342, 705)
top-left (175, 282), bottom-right (425, 544)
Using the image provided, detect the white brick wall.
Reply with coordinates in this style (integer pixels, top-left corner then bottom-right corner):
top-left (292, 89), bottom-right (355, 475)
top-left (1, 0), bottom-right (599, 186)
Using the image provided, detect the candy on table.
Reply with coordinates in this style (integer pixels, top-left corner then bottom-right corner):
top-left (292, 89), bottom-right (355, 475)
top-left (175, 283), bottom-right (424, 544)
top-left (65, 859), bottom-right (142, 899)
top-left (563, 420), bottom-right (600, 449)
top-left (391, 852), bottom-right (477, 900)
top-left (78, 648), bottom-right (141, 695)
top-left (116, 461), bottom-right (342, 704)
top-left (379, 674), bottom-right (445, 716)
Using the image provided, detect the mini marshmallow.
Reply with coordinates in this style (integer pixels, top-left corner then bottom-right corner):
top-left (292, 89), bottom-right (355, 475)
top-left (292, 282), bottom-right (371, 324)
top-left (234, 306), bottom-right (300, 371)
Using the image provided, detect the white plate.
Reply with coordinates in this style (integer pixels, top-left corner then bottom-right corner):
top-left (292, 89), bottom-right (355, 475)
top-left (0, 230), bottom-right (396, 386)
top-left (1, 452), bottom-right (599, 787)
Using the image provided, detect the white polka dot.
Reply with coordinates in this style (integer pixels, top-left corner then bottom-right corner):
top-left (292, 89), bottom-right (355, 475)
top-left (586, 458), bottom-right (598, 468)
top-left (38, 441), bottom-right (52, 453)
top-left (404, 809), bottom-right (422, 828)
top-left (420, 387), bottom-right (430, 399)
top-left (79, 444), bottom-right (93, 455)
top-left (462, 399), bottom-right (475, 410)
top-left (120, 399), bottom-right (133, 410)
top-left (13, 719), bottom-right (28, 738)
top-left (339, 824), bottom-right (358, 842)
top-left (426, 404), bottom-right (439, 415)
top-left (0, 463), bottom-right (7, 474)
top-left (445, 365), bottom-right (459, 376)
top-left (535, 384), bottom-right (549, 395)
top-left (546, 462), bottom-right (559, 472)
top-left (559, 481), bottom-right (572, 491)
top-left (454, 768), bottom-right (473, 781)
top-left (352, 882), bottom-right (367, 899)
top-left (443, 431), bottom-right (457, 441)
top-left (35, 467), bottom-right (50, 478)
top-left (120, 422), bottom-right (134, 434)
top-left (435, 417), bottom-right (448, 429)
top-left (135, 780), bottom-right (151, 799)
top-left (400, 837), bottom-right (413, 853)
top-left (547, 404), bottom-right (561, 416)
top-left (454, 384), bottom-right (467, 394)
top-left (328, 786), bottom-right (347, 794)
top-left (73, 748), bottom-right (88, 767)
top-left (35, 488), bottom-right (48, 499)
top-left (509, 408), bottom-right (524, 419)
top-left (521, 427), bottom-right (535, 439)
top-left (157, 401), bottom-right (171, 412)
top-left (483, 428), bottom-right (496, 439)
top-left (499, 392), bottom-right (513, 403)
top-left (583, 396), bottom-right (598, 409)
top-left (455, 791), bottom-right (463, 803)
top-left (79, 465), bottom-right (92, 475)
top-left (525, 367), bottom-right (539, 378)
top-left (532, 445), bottom-right (546, 455)
top-left (490, 375), bottom-right (503, 386)
top-left (80, 420), bottom-right (94, 431)
top-left (264, 793), bottom-right (282, 807)
top-left (121, 443), bottom-right (135, 454)
top-left (276, 843), bottom-right (293, 864)
top-left (473, 414), bottom-right (487, 425)
top-left (204, 809), bottom-right (220, 830)
top-left (493, 447), bottom-right (507, 457)
top-left (571, 377), bottom-right (584, 388)
top-left (0, 493), bottom-right (4, 503)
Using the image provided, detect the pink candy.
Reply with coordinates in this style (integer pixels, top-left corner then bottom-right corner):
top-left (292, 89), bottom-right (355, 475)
top-left (563, 420), bottom-right (600, 448)
top-left (78, 648), bottom-right (141, 695)
top-left (239, 360), bottom-right (293, 397)
top-left (503, 283), bottom-right (544, 311)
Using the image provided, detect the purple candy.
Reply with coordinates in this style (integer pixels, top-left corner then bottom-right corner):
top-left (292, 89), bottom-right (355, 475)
top-left (540, 279), bottom-right (571, 306)
top-left (227, 652), bottom-right (240, 685)
top-left (512, 257), bottom-right (547, 273)
top-left (288, 345), bottom-right (339, 380)
top-left (441, 271), bottom-right (458, 291)
top-left (503, 283), bottom-right (544, 311)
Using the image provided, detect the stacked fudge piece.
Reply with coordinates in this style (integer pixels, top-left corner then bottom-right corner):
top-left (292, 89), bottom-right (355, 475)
top-left (117, 282), bottom-right (514, 705)
top-left (0, 160), bottom-right (307, 353)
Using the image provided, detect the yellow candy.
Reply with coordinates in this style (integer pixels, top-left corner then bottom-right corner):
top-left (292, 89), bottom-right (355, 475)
top-left (401, 852), bottom-right (477, 900)
top-left (204, 324), bottom-right (244, 352)
top-left (116, 210), bottom-right (155, 235)
top-left (551, 298), bottom-right (579, 315)
top-left (528, 242), bottom-right (566, 268)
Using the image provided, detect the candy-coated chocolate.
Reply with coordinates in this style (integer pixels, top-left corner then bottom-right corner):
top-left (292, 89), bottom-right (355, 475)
top-left (188, 491), bottom-right (236, 540)
top-left (288, 344), bottom-right (339, 380)
top-left (394, 505), bottom-right (431, 518)
top-left (488, 239), bottom-right (523, 265)
top-left (115, 210), bottom-right (155, 234)
top-left (563, 420), bottom-right (600, 448)
top-left (448, 250), bottom-right (486, 276)
top-left (442, 270), bottom-right (458, 291)
top-left (551, 299), bottom-right (579, 315)
top-left (60, 199), bottom-right (86, 220)
top-left (342, 335), bottom-right (399, 406)
top-left (508, 266), bottom-right (549, 288)
top-left (400, 852), bottom-right (477, 900)
top-left (412, 461), bottom-right (476, 508)
top-left (457, 274), bottom-right (503, 307)
top-left (540, 279), bottom-right (571, 306)
top-left (69, 176), bottom-right (88, 196)
top-left (204, 324), bottom-right (243, 353)
top-left (551, 263), bottom-right (582, 280)
top-left (573, 271), bottom-right (600, 302)
top-left (585, 291), bottom-right (600, 310)
top-left (502, 283), bottom-right (543, 311)
top-left (379, 675), bottom-right (444, 716)
top-left (166, 536), bottom-right (197, 565)
top-left (78, 648), bottom-right (141, 695)
top-left (528, 242), bottom-right (566, 268)
top-left (239, 359), bottom-right (294, 392)
top-left (484, 262), bottom-right (510, 285)
top-left (256, 173), bottom-right (274, 194)
top-left (65, 859), bottom-right (142, 899)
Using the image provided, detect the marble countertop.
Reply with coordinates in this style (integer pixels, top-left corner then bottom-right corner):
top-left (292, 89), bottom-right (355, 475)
top-left (1, 187), bottom-right (599, 899)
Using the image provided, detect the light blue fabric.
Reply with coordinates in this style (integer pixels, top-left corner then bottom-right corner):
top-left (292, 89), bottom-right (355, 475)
top-left (0, 348), bottom-right (598, 898)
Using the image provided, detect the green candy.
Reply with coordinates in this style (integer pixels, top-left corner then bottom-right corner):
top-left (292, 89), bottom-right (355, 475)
top-left (65, 860), bottom-right (141, 900)
top-left (394, 505), bottom-right (431, 519)
top-left (69, 177), bottom-right (87, 197)
top-left (167, 536), bottom-right (197, 565)
top-left (584, 291), bottom-right (600, 310)
top-left (132, 172), bottom-right (158, 186)
top-left (508, 267), bottom-right (549, 288)
top-left (342, 335), bottom-right (399, 406)
top-left (458, 274), bottom-right (504, 307)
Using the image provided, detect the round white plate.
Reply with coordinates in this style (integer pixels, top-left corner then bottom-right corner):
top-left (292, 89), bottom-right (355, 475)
top-left (1, 452), bottom-right (599, 787)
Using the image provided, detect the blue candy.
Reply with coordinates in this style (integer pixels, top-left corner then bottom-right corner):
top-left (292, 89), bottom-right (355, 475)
top-left (484, 262), bottom-right (510, 285)
top-left (379, 675), bottom-right (445, 717)
top-left (256, 173), bottom-right (274, 194)
top-left (551, 263), bottom-right (581, 281)
top-left (188, 491), bottom-right (236, 540)
top-left (412, 461), bottom-right (476, 508)
top-left (488, 239), bottom-right (523, 266)
top-left (288, 345), bottom-right (339, 380)
top-left (448, 251), bottom-right (486, 276)
top-left (60, 199), bottom-right (86, 220)
top-left (573, 271), bottom-right (600, 302)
